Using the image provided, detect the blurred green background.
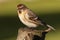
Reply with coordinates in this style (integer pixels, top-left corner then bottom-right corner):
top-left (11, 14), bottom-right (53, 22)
top-left (0, 0), bottom-right (60, 40)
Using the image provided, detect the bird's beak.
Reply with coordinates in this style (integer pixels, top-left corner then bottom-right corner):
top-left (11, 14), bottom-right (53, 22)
top-left (17, 7), bottom-right (20, 10)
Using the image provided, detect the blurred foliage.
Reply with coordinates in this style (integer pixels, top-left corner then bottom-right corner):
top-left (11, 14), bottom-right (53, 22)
top-left (0, 0), bottom-right (60, 40)
top-left (0, 0), bottom-right (60, 16)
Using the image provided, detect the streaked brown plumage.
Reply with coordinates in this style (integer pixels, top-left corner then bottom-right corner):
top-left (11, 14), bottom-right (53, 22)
top-left (17, 4), bottom-right (55, 30)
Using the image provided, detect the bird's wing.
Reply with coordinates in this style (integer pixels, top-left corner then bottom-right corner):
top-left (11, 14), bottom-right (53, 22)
top-left (26, 9), bottom-right (46, 26)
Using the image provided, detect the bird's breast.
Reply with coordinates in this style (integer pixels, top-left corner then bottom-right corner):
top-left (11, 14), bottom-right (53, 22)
top-left (18, 13), bottom-right (37, 28)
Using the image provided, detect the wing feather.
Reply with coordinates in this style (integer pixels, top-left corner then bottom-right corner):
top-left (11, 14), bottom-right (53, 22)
top-left (26, 9), bottom-right (47, 26)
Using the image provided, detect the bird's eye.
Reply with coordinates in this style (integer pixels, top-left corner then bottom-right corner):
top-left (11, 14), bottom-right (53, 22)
top-left (19, 10), bottom-right (21, 13)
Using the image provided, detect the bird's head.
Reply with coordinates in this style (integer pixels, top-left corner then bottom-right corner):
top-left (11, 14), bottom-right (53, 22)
top-left (17, 4), bottom-right (27, 13)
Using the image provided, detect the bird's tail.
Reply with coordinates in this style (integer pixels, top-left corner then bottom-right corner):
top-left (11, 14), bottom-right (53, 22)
top-left (46, 24), bottom-right (55, 31)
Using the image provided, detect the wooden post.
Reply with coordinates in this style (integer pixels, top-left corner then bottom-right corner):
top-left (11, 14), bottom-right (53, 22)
top-left (16, 27), bottom-right (49, 40)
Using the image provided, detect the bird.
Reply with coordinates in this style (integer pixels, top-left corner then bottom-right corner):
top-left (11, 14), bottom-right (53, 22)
top-left (17, 4), bottom-right (55, 30)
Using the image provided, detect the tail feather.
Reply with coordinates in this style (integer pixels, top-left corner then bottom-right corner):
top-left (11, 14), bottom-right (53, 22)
top-left (46, 24), bottom-right (55, 31)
